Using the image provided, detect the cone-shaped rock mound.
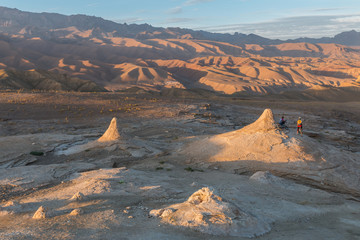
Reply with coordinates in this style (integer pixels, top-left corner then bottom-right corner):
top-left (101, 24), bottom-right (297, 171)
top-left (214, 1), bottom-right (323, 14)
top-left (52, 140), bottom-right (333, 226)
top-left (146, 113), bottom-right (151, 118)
top-left (150, 187), bottom-right (270, 237)
top-left (181, 109), bottom-right (360, 196)
top-left (182, 108), bottom-right (313, 163)
top-left (32, 206), bottom-right (47, 219)
top-left (240, 108), bottom-right (277, 134)
top-left (70, 192), bottom-right (84, 201)
top-left (98, 117), bottom-right (121, 142)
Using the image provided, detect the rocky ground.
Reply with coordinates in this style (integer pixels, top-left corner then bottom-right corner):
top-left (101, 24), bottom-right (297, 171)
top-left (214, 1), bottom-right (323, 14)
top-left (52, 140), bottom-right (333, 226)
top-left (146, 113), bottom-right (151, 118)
top-left (0, 91), bottom-right (360, 239)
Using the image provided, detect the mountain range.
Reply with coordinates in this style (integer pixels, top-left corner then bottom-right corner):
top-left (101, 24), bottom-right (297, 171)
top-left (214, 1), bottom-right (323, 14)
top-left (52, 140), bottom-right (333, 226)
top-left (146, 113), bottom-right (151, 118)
top-left (0, 6), bottom-right (359, 94)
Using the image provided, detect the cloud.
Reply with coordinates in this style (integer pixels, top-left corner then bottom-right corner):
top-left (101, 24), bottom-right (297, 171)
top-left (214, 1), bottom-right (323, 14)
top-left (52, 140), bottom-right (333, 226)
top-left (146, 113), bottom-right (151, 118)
top-left (86, 2), bottom-right (102, 7)
top-left (114, 17), bottom-right (145, 24)
top-left (168, 6), bottom-right (183, 14)
top-left (184, 0), bottom-right (214, 6)
top-left (312, 8), bottom-right (345, 12)
top-left (169, 0), bottom-right (213, 15)
top-left (165, 17), bottom-right (194, 24)
top-left (332, 16), bottom-right (360, 23)
top-left (194, 14), bottom-right (360, 40)
top-left (166, 0), bottom-right (213, 18)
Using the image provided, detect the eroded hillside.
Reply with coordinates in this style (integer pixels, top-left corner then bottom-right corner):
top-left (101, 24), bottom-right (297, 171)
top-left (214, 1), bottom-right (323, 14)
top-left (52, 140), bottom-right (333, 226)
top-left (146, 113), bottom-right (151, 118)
top-left (0, 6), bottom-right (360, 94)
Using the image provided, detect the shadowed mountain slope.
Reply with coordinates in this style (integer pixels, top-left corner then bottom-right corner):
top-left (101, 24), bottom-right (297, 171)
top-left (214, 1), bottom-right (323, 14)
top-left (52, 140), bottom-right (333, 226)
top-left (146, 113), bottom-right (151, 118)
top-left (0, 69), bottom-right (106, 92)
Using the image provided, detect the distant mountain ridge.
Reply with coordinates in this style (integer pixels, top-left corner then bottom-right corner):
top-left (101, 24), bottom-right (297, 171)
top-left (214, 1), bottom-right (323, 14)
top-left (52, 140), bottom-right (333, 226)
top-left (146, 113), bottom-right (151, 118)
top-left (0, 6), bottom-right (359, 94)
top-left (290, 30), bottom-right (360, 46)
top-left (0, 6), bottom-right (359, 46)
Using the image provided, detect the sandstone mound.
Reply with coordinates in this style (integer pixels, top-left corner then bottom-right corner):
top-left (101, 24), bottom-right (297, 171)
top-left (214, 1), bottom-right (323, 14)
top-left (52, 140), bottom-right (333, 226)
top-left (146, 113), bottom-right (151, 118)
top-left (70, 192), bottom-right (84, 201)
top-left (183, 108), bottom-right (313, 163)
top-left (55, 118), bottom-right (121, 155)
top-left (239, 108), bottom-right (276, 134)
top-left (98, 117), bottom-right (121, 142)
top-left (69, 209), bottom-right (83, 216)
top-left (150, 187), bottom-right (270, 237)
top-left (32, 206), bottom-right (47, 219)
top-left (250, 171), bottom-right (284, 185)
top-left (182, 109), bottom-right (360, 196)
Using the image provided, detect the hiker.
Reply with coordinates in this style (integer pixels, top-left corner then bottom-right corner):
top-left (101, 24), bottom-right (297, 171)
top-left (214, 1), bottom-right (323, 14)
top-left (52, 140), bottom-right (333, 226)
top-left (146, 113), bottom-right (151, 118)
top-left (297, 117), bottom-right (303, 135)
top-left (279, 116), bottom-right (286, 127)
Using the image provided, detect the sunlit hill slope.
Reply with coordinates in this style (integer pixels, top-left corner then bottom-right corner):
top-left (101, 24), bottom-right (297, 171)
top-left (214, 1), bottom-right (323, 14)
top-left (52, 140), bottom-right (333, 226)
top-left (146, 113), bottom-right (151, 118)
top-left (0, 6), bottom-right (359, 94)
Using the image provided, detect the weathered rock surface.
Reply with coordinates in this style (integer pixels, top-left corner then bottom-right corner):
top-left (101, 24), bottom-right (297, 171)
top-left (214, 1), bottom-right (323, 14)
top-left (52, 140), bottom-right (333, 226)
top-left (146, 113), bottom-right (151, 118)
top-left (0, 162), bottom-right (96, 196)
top-left (1, 94), bottom-right (360, 239)
top-left (150, 187), bottom-right (270, 237)
top-left (0, 133), bottom-right (78, 168)
top-left (182, 109), bottom-right (360, 196)
top-left (182, 109), bottom-right (314, 163)
top-left (250, 171), bottom-right (310, 191)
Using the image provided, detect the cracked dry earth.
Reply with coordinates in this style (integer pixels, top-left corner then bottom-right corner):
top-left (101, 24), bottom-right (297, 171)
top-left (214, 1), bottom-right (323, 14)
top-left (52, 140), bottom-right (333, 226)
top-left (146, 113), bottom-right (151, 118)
top-left (0, 92), bottom-right (360, 239)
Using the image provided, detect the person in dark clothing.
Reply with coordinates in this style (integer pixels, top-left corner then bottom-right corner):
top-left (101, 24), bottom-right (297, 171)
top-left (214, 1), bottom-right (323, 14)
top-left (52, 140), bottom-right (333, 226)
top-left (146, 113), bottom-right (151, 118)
top-left (279, 116), bottom-right (286, 126)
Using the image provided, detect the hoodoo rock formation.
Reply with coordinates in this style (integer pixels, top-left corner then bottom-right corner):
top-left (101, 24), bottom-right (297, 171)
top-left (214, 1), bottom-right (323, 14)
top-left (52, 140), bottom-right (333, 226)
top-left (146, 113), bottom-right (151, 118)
top-left (56, 117), bottom-right (121, 156)
top-left (98, 117), bottom-right (121, 142)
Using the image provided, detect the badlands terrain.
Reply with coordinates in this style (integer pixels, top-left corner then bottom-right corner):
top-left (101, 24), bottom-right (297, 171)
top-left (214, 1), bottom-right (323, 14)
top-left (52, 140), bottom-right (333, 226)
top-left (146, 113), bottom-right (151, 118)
top-left (0, 7), bottom-right (360, 94)
top-left (0, 6), bottom-right (360, 240)
top-left (0, 90), bottom-right (360, 239)
top-left (1, 35), bottom-right (360, 94)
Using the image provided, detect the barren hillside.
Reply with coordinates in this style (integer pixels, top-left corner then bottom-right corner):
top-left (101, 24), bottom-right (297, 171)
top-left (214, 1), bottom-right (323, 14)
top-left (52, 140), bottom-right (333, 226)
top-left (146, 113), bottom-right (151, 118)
top-left (0, 7), bottom-right (359, 94)
top-left (0, 69), bottom-right (106, 92)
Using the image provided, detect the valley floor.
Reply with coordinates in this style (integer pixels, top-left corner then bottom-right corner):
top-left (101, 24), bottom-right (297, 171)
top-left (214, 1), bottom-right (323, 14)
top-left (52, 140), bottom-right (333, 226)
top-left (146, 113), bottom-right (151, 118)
top-left (0, 91), bottom-right (359, 239)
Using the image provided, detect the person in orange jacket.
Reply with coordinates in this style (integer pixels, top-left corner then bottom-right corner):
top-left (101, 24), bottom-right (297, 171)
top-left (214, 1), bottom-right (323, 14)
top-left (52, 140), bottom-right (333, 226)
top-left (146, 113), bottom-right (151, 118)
top-left (297, 117), bottom-right (303, 135)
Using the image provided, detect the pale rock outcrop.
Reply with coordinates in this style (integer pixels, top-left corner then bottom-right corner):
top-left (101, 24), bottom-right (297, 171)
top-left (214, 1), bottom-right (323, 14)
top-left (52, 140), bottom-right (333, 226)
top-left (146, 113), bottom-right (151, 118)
top-left (57, 118), bottom-right (121, 155)
top-left (239, 108), bottom-right (277, 134)
top-left (0, 210), bottom-right (12, 216)
top-left (250, 171), bottom-right (283, 184)
top-left (150, 187), bottom-right (270, 237)
top-left (183, 108), bottom-right (313, 163)
top-left (0, 163), bottom-right (96, 196)
top-left (98, 117), bottom-right (121, 142)
top-left (69, 209), bottom-right (83, 216)
top-left (32, 206), bottom-right (47, 219)
top-left (70, 192), bottom-right (84, 201)
top-left (0, 133), bottom-right (78, 168)
top-left (250, 171), bottom-right (310, 191)
top-left (3, 201), bottom-right (17, 207)
top-left (182, 109), bottom-right (360, 196)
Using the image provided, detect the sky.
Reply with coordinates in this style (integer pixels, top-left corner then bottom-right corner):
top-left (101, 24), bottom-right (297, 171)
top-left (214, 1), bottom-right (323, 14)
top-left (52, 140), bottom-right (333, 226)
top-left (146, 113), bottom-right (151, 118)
top-left (0, 0), bottom-right (360, 40)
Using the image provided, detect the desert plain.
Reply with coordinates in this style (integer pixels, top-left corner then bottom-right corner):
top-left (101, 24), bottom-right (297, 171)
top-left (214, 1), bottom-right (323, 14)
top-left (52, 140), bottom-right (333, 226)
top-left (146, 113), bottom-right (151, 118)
top-left (0, 89), bottom-right (359, 239)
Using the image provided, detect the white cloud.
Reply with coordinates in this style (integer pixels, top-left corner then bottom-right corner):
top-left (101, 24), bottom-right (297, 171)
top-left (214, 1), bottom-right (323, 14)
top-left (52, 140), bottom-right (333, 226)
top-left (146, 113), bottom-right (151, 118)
top-left (165, 17), bottom-right (194, 23)
top-left (87, 2), bottom-right (100, 7)
top-left (114, 17), bottom-right (145, 24)
top-left (168, 6), bottom-right (183, 14)
top-left (332, 16), bottom-right (360, 23)
top-left (193, 15), bottom-right (360, 40)
top-left (184, 0), bottom-right (214, 6)
top-left (312, 7), bottom-right (345, 12)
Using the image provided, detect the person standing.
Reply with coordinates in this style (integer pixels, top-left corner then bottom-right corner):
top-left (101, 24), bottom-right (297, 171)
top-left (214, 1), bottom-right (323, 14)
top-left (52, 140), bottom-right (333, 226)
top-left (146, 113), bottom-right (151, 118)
top-left (297, 117), bottom-right (303, 135)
